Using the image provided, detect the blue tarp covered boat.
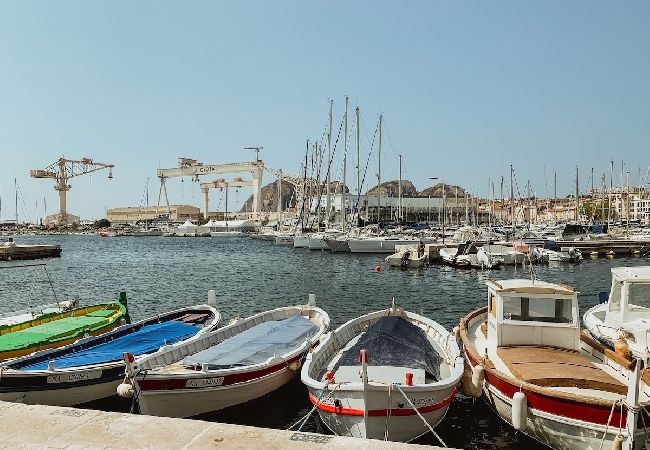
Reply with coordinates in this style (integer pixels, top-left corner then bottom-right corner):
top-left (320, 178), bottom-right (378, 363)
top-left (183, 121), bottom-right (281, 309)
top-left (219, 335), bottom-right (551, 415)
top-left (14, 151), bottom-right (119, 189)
top-left (0, 304), bottom-right (220, 407)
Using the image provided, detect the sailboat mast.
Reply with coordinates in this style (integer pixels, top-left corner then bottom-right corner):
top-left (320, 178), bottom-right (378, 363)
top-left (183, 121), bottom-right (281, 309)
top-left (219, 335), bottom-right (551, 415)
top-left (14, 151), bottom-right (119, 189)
top-left (326, 99), bottom-right (333, 225)
top-left (15, 178), bottom-right (18, 227)
top-left (398, 154), bottom-right (402, 221)
top-left (342, 95), bottom-right (348, 231)
top-left (355, 106), bottom-right (360, 220)
top-left (509, 165), bottom-right (514, 229)
top-left (377, 114), bottom-right (383, 223)
top-left (609, 160), bottom-right (614, 227)
top-left (575, 166), bottom-right (579, 222)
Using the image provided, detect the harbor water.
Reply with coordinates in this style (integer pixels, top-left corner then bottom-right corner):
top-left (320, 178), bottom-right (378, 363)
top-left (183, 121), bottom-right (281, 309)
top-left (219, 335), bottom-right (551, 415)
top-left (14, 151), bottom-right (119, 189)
top-left (1, 234), bottom-right (647, 449)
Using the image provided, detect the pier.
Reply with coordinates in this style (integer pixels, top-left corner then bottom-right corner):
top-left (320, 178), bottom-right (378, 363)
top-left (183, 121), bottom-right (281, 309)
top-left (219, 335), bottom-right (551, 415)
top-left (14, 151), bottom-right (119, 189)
top-left (0, 400), bottom-right (449, 449)
top-left (0, 242), bottom-right (62, 261)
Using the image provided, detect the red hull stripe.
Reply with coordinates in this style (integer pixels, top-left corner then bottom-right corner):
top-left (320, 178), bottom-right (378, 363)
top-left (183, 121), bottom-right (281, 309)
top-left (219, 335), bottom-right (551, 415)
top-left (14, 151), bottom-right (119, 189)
top-left (464, 348), bottom-right (633, 427)
top-left (309, 385), bottom-right (457, 417)
top-left (137, 354), bottom-right (302, 391)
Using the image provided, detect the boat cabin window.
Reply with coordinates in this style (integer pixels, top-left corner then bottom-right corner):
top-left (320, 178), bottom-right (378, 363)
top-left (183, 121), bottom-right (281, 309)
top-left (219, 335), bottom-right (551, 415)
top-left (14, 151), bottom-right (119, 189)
top-left (627, 283), bottom-right (650, 311)
top-left (609, 281), bottom-right (623, 312)
top-left (489, 293), bottom-right (496, 318)
top-left (502, 297), bottom-right (572, 324)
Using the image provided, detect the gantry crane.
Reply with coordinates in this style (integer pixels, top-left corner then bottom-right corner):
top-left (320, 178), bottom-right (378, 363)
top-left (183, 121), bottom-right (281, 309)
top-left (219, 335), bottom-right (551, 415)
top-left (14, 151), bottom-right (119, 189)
top-left (30, 156), bottom-right (114, 224)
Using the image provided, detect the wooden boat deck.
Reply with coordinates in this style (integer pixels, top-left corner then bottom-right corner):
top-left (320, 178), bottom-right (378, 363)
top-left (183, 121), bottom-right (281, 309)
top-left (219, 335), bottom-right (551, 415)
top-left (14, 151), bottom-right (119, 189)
top-left (496, 345), bottom-right (626, 395)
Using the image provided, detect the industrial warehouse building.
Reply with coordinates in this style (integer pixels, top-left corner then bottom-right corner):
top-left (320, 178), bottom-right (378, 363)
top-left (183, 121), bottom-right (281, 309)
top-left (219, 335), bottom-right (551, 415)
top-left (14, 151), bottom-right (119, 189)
top-left (106, 205), bottom-right (201, 225)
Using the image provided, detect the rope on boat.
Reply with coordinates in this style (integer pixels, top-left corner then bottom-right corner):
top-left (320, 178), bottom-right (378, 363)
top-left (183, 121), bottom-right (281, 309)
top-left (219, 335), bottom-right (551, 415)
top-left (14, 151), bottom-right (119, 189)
top-left (393, 383), bottom-right (448, 448)
top-left (598, 398), bottom-right (625, 450)
top-left (287, 383), bottom-right (345, 432)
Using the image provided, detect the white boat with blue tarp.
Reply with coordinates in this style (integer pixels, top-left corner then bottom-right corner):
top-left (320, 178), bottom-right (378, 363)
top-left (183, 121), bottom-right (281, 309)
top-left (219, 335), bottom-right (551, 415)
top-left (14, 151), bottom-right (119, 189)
top-left (0, 304), bottom-right (219, 406)
top-left (119, 303), bottom-right (329, 418)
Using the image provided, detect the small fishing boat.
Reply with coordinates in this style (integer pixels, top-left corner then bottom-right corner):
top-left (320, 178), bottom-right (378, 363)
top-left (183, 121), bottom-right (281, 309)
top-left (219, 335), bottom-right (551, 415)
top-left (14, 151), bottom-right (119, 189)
top-left (385, 244), bottom-right (427, 269)
top-left (0, 305), bottom-right (219, 406)
top-left (0, 299), bottom-right (79, 328)
top-left (459, 278), bottom-right (650, 450)
top-left (301, 302), bottom-right (463, 442)
top-left (118, 303), bottom-right (330, 418)
top-left (0, 300), bottom-right (128, 361)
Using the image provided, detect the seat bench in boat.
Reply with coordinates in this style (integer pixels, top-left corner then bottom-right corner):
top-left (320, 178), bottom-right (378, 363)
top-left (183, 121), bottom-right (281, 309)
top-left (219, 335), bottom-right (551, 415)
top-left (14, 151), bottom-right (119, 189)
top-left (496, 345), bottom-right (626, 394)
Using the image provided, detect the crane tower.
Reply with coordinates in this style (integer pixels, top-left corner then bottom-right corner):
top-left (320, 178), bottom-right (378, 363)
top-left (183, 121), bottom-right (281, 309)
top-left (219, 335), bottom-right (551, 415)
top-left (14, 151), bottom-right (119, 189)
top-left (30, 156), bottom-right (114, 225)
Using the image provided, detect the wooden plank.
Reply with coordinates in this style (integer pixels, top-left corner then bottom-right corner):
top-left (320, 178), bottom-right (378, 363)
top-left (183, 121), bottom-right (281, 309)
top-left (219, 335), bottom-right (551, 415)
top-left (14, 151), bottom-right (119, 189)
top-left (497, 346), bottom-right (626, 395)
top-left (580, 330), bottom-right (635, 370)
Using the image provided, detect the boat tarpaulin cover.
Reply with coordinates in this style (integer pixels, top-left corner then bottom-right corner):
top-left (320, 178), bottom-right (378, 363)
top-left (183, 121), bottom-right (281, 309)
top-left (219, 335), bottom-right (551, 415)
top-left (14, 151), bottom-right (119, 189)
top-left (335, 316), bottom-right (441, 381)
top-left (17, 321), bottom-right (199, 370)
top-left (183, 314), bottom-right (317, 369)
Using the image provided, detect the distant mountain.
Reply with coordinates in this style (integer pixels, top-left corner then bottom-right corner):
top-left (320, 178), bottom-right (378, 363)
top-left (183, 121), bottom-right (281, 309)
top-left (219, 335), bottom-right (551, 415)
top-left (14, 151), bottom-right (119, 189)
top-left (419, 183), bottom-right (470, 198)
top-left (367, 180), bottom-right (469, 198)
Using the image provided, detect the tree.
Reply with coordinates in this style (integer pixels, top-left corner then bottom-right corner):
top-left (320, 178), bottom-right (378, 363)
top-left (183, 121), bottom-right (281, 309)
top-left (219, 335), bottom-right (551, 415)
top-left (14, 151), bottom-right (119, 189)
top-left (93, 218), bottom-right (111, 228)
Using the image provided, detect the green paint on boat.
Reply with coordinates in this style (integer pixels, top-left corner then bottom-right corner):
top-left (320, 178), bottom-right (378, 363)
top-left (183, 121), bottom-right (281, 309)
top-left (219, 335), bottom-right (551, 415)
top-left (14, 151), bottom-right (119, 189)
top-left (0, 302), bottom-right (128, 360)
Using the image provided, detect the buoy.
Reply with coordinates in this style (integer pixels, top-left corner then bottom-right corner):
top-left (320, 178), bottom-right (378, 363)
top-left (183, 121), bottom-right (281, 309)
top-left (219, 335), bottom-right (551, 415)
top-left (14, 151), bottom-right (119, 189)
top-left (512, 391), bottom-right (527, 430)
top-left (612, 434), bottom-right (623, 450)
top-left (116, 383), bottom-right (134, 398)
top-left (374, 265), bottom-right (381, 272)
top-left (614, 335), bottom-right (631, 359)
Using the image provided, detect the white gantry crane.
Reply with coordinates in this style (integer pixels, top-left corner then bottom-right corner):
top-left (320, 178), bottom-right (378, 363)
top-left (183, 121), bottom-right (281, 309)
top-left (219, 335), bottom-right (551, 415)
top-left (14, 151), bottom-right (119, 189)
top-left (30, 156), bottom-right (114, 225)
top-left (156, 158), bottom-right (265, 218)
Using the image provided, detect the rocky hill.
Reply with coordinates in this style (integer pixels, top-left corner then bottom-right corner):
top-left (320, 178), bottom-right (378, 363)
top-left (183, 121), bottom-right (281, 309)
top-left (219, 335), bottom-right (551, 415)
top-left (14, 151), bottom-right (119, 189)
top-left (367, 180), bottom-right (469, 198)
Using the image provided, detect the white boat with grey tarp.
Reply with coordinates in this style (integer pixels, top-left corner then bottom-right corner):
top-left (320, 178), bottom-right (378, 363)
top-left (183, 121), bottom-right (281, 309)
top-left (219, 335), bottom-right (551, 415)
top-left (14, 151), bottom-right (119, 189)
top-left (119, 301), bottom-right (330, 418)
top-left (300, 302), bottom-right (463, 443)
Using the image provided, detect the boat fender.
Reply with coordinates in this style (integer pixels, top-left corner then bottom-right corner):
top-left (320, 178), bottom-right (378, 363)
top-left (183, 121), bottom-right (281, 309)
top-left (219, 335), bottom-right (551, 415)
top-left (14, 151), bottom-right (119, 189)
top-left (117, 382), bottom-right (134, 398)
top-left (326, 371), bottom-right (335, 384)
top-left (405, 372), bottom-right (413, 386)
top-left (511, 391), bottom-right (527, 431)
top-left (288, 360), bottom-right (302, 371)
top-left (470, 365), bottom-right (485, 397)
top-left (461, 364), bottom-right (482, 398)
top-left (374, 265), bottom-right (381, 272)
top-left (615, 335), bottom-right (631, 359)
top-left (452, 326), bottom-right (461, 345)
top-left (612, 434), bottom-right (623, 450)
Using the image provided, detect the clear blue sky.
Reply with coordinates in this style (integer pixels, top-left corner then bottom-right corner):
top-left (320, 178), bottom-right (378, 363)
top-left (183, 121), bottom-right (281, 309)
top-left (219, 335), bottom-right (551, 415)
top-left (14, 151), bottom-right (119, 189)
top-left (0, 1), bottom-right (648, 221)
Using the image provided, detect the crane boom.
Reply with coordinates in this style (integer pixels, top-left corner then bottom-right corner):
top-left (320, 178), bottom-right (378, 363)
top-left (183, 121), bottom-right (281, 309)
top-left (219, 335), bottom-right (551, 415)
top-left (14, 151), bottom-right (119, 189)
top-left (30, 156), bottom-right (114, 225)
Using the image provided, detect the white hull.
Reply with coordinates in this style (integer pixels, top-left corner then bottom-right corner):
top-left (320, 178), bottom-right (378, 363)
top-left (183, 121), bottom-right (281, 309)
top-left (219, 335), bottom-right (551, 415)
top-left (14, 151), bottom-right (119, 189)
top-left (0, 378), bottom-right (121, 406)
top-left (210, 231), bottom-right (246, 237)
top-left (307, 384), bottom-right (454, 441)
top-left (348, 238), bottom-right (422, 254)
top-left (293, 235), bottom-right (310, 248)
top-left (483, 381), bottom-right (645, 450)
top-left (138, 367), bottom-right (297, 418)
top-left (308, 236), bottom-right (329, 250)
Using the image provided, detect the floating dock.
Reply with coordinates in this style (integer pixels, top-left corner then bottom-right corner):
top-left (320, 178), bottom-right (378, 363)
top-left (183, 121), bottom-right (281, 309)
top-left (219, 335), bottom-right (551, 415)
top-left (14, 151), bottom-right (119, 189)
top-left (0, 243), bottom-right (62, 261)
top-left (0, 401), bottom-right (449, 449)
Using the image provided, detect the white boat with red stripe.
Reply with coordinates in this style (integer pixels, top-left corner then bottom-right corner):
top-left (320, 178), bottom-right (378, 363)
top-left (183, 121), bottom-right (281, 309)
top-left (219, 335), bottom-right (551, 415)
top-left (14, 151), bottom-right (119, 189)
top-left (459, 278), bottom-right (650, 450)
top-left (119, 301), bottom-right (329, 418)
top-left (301, 302), bottom-right (463, 442)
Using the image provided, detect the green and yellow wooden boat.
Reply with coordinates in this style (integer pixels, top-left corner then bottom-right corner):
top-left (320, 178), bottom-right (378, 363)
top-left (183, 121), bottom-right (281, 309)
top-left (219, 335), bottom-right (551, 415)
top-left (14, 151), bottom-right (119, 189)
top-left (0, 300), bottom-right (128, 361)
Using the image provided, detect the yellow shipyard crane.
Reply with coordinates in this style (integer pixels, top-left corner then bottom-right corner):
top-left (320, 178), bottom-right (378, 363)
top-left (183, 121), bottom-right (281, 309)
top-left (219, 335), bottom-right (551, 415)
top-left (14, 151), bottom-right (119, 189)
top-left (30, 156), bottom-right (114, 225)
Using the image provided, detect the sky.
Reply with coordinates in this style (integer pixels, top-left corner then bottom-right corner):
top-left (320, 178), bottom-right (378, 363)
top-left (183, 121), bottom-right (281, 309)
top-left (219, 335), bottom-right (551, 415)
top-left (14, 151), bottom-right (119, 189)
top-left (0, 1), bottom-right (648, 221)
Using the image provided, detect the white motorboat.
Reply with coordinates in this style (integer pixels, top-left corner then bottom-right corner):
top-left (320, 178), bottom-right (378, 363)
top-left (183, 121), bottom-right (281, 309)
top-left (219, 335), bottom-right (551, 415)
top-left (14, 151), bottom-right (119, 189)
top-left (482, 244), bottom-right (525, 265)
top-left (301, 303), bottom-right (462, 442)
top-left (133, 228), bottom-right (163, 237)
top-left (119, 303), bottom-right (329, 418)
top-left (439, 247), bottom-right (472, 269)
top-left (460, 278), bottom-right (650, 450)
top-left (0, 298), bottom-right (79, 328)
top-left (439, 242), bottom-right (500, 270)
top-left (385, 245), bottom-right (427, 269)
top-left (583, 267), bottom-right (650, 365)
top-left (0, 305), bottom-right (219, 406)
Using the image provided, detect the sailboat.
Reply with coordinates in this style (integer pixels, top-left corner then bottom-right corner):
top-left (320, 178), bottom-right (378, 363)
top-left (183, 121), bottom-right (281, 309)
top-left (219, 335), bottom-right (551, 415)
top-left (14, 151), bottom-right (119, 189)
top-left (134, 180), bottom-right (162, 236)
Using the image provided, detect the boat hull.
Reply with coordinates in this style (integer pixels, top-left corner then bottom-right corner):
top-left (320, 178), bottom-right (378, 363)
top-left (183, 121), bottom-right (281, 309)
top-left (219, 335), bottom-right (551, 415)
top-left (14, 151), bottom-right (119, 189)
top-left (137, 365), bottom-right (299, 418)
top-left (307, 384), bottom-right (456, 442)
top-left (308, 236), bottom-right (329, 250)
top-left (293, 235), bottom-right (310, 248)
top-left (348, 238), bottom-right (422, 254)
top-left (324, 238), bottom-right (350, 253)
